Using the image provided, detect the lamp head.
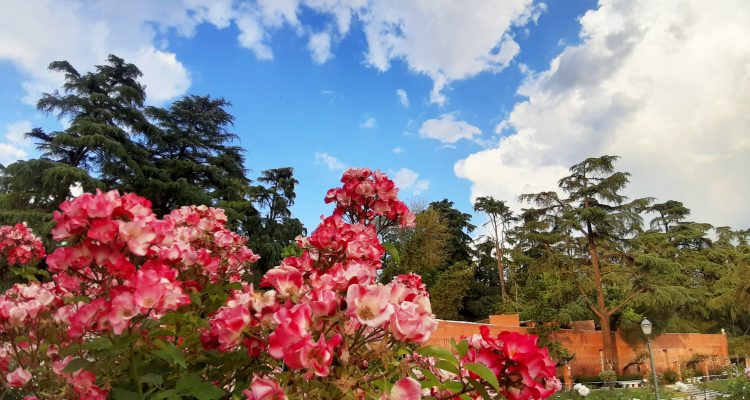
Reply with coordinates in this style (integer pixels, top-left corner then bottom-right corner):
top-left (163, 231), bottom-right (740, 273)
top-left (641, 318), bottom-right (653, 335)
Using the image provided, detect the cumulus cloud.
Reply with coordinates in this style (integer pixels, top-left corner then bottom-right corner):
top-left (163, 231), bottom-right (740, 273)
top-left (456, 0), bottom-right (750, 227)
top-left (360, 117), bottom-right (377, 129)
top-left (392, 168), bottom-right (430, 195)
top-left (315, 151), bottom-right (347, 171)
top-left (308, 31), bottom-right (333, 64)
top-left (4, 120), bottom-right (32, 144)
top-left (0, 120), bottom-right (33, 165)
top-left (1, 0), bottom-right (540, 105)
top-left (396, 89), bottom-right (410, 108)
top-left (0, 144), bottom-right (27, 166)
top-left (420, 114), bottom-right (482, 144)
top-left (0, 0), bottom-right (208, 104)
top-left (360, 1), bottom-right (543, 104)
top-left (392, 147), bottom-right (404, 154)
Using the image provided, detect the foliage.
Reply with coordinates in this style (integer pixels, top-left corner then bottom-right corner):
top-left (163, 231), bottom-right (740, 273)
top-left (726, 377), bottom-right (750, 399)
top-left (598, 369), bottom-right (617, 388)
top-left (427, 199), bottom-right (475, 266)
top-left (473, 196), bottom-right (515, 300)
top-left (0, 168), bottom-right (561, 400)
top-left (138, 95), bottom-right (249, 215)
top-left (660, 369), bottom-right (678, 384)
top-left (429, 262), bottom-right (474, 320)
top-left (0, 55), bottom-right (305, 285)
top-left (729, 336), bottom-right (750, 356)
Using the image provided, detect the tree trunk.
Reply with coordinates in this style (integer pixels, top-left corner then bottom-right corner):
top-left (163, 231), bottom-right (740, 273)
top-left (495, 239), bottom-right (507, 299)
top-left (493, 222), bottom-right (507, 300)
top-left (588, 222), bottom-right (616, 370)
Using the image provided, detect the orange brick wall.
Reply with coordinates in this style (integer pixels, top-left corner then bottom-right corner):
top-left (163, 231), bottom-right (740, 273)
top-left (428, 316), bottom-right (730, 377)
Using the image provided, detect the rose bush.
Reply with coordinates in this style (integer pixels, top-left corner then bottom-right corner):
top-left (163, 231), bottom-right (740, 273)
top-left (0, 168), bottom-right (559, 399)
top-left (0, 223), bottom-right (47, 285)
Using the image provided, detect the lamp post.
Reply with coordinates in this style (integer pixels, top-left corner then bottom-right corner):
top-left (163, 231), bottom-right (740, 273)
top-left (641, 318), bottom-right (660, 400)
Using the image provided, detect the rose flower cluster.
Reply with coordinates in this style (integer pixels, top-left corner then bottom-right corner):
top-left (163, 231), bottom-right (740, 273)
top-left (0, 223), bottom-right (46, 268)
top-left (1, 191), bottom-right (259, 399)
top-left (0, 168), bottom-right (559, 400)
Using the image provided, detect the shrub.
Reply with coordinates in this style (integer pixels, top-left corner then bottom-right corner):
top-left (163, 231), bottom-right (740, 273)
top-left (599, 369), bottom-right (617, 388)
top-left (0, 168), bottom-right (561, 400)
top-left (661, 369), bottom-right (678, 384)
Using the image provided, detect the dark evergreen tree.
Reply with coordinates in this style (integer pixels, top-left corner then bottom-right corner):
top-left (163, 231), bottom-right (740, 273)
top-left (28, 55), bottom-right (153, 188)
top-left (427, 199), bottom-right (475, 265)
top-left (245, 168), bottom-right (305, 274)
top-left (140, 95), bottom-right (249, 215)
top-left (519, 155), bottom-right (651, 369)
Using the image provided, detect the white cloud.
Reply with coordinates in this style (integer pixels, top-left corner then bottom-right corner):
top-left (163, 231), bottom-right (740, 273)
top-left (315, 151), bottom-right (347, 171)
top-left (396, 88), bottom-right (410, 108)
top-left (0, 0), bottom-right (218, 104)
top-left (0, 120), bottom-right (33, 165)
top-left (0, 144), bottom-right (27, 166)
top-left (419, 114), bottom-right (482, 144)
top-left (392, 147), bottom-right (404, 154)
top-left (131, 47), bottom-right (190, 104)
top-left (360, 1), bottom-right (543, 104)
top-left (308, 31), bottom-right (333, 64)
top-left (4, 120), bottom-right (32, 144)
top-left (392, 168), bottom-right (430, 195)
top-left (360, 117), bottom-right (377, 129)
top-left (0, 1), bottom-right (540, 105)
top-left (456, 0), bottom-right (750, 228)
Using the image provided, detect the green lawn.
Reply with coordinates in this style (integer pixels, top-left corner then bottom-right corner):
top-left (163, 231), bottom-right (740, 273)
top-left (551, 379), bottom-right (733, 399)
top-left (552, 387), bottom-right (677, 400)
top-left (700, 379), bottom-right (730, 393)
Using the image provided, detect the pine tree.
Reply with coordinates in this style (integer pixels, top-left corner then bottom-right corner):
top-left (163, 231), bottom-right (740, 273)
top-left (245, 168), bottom-right (304, 274)
top-left (520, 155), bottom-right (650, 370)
top-left (474, 196), bottom-right (515, 300)
top-left (427, 199), bottom-right (476, 265)
top-left (139, 95), bottom-right (250, 215)
top-left (28, 55), bottom-right (153, 188)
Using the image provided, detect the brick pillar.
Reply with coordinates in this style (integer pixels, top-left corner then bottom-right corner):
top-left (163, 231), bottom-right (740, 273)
top-left (702, 361), bottom-right (710, 379)
top-left (564, 365), bottom-right (573, 391)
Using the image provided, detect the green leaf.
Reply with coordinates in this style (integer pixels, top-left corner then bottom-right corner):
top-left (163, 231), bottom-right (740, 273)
top-left (62, 358), bottom-right (91, 373)
top-left (467, 377), bottom-right (492, 400)
top-left (84, 337), bottom-right (113, 351)
top-left (14, 335), bottom-right (29, 344)
top-left (443, 380), bottom-right (463, 393)
top-left (154, 340), bottom-right (186, 368)
top-left (417, 345), bottom-right (458, 367)
top-left (464, 362), bottom-right (500, 392)
top-left (434, 359), bottom-right (460, 376)
top-left (452, 339), bottom-right (469, 357)
top-left (176, 373), bottom-right (225, 400)
top-left (382, 242), bottom-right (401, 265)
top-left (140, 373), bottom-right (163, 386)
top-left (150, 389), bottom-right (178, 400)
top-left (190, 382), bottom-right (225, 400)
top-left (148, 328), bottom-right (176, 338)
top-left (419, 368), bottom-right (440, 388)
top-left (189, 292), bottom-right (202, 306)
top-left (111, 388), bottom-right (141, 400)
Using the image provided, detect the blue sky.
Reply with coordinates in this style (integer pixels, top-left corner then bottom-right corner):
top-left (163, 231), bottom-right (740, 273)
top-left (1, 0), bottom-right (749, 230)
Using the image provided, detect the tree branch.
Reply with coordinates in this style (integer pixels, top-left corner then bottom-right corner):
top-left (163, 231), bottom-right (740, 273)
top-left (608, 288), bottom-right (644, 315)
top-left (576, 281), bottom-right (602, 318)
